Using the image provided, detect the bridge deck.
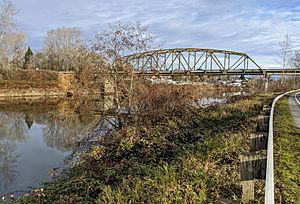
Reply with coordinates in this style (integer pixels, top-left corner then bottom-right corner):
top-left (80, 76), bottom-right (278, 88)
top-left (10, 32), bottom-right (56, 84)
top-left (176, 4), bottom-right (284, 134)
top-left (123, 69), bottom-right (300, 76)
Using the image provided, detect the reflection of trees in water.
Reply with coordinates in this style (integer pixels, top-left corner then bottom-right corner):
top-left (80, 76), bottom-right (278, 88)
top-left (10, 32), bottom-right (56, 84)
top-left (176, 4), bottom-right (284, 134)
top-left (0, 141), bottom-right (19, 188)
top-left (0, 113), bottom-right (29, 142)
top-left (0, 97), bottom-right (100, 152)
top-left (0, 113), bottom-right (28, 190)
top-left (0, 98), bottom-right (99, 190)
top-left (66, 115), bottom-right (120, 163)
top-left (42, 113), bottom-right (95, 152)
top-left (0, 107), bottom-right (97, 153)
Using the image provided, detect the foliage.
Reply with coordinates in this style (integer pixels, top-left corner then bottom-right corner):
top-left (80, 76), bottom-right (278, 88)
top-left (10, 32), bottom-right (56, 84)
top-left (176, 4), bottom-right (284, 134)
top-left (15, 90), bottom-right (271, 204)
top-left (274, 96), bottom-right (300, 203)
top-left (23, 47), bottom-right (33, 69)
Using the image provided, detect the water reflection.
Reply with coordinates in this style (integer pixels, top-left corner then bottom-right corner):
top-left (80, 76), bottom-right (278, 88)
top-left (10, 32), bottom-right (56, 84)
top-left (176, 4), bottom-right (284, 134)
top-left (0, 141), bottom-right (19, 188)
top-left (0, 97), bottom-right (99, 195)
top-left (43, 115), bottom-right (90, 152)
top-left (0, 113), bottom-right (29, 142)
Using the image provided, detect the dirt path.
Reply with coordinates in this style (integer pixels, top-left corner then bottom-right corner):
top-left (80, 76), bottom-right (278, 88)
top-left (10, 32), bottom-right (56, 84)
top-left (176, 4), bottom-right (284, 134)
top-left (288, 92), bottom-right (300, 130)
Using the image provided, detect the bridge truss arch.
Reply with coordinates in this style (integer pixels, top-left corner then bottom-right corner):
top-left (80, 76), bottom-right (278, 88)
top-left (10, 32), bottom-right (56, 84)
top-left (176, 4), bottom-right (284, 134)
top-left (122, 48), bottom-right (264, 75)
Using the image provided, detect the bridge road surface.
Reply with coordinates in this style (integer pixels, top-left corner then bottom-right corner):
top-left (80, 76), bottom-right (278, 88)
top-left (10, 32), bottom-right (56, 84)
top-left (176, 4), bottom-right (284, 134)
top-left (289, 92), bottom-right (300, 131)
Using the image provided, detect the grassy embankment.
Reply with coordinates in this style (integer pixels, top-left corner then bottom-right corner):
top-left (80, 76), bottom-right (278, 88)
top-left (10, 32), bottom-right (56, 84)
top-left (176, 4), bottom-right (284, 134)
top-left (274, 96), bottom-right (300, 203)
top-left (0, 69), bottom-right (76, 98)
top-left (14, 88), bottom-right (273, 204)
top-left (15, 91), bottom-right (272, 203)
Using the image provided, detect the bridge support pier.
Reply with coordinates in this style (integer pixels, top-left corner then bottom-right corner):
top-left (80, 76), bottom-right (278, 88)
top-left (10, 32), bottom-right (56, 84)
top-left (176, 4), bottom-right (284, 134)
top-left (100, 79), bottom-right (115, 111)
top-left (264, 75), bottom-right (269, 93)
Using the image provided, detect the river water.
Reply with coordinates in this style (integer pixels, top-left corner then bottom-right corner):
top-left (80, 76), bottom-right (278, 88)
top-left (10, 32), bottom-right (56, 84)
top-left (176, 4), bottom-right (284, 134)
top-left (0, 91), bottom-right (247, 197)
top-left (0, 97), bottom-right (100, 196)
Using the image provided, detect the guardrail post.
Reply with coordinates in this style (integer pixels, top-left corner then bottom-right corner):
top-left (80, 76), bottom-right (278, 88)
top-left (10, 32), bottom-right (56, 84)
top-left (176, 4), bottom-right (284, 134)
top-left (240, 103), bottom-right (270, 202)
top-left (250, 133), bottom-right (268, 152)
top-left (241, 180), bottom-right (254, 202)
top-left (256, 115), bottom-right (270, 133)
top-left (240, 152), bottom-right (266, 202)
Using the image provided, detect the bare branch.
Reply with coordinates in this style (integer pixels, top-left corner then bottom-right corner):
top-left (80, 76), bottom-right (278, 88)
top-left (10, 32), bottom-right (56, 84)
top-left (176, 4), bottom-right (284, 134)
top-left (0, 0), bottom-right (26, 69)
top-left (279, 34), bottom-right (292, 69)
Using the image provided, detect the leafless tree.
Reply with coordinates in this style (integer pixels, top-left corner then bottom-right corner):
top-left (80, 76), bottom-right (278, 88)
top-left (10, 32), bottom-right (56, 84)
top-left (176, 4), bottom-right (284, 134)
top-left (90, 21), bottom-right (157, 110)
top-left (42, 27), bottom-right (82, 71)
top-left (91, 21), bottom-right (155, 63)
top-left (279, 34), bottom-right (293, 69)
top-left (291, 50), bottom-right (300, 68)
top-left (290, 50), bottom-right (300, 89)
top-left (278, 34), bottom-right (293, 84)
top-left (31, 52), bottom-right (47, 69)
top-left (0, 0), bottom-right (26, 69)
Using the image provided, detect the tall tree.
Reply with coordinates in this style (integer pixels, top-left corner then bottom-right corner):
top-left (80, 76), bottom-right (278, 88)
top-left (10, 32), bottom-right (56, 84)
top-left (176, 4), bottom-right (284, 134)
top-left (278, 34), bottom-right (293, 84)
top-left (0, 0), bottom-right (26, 69)
top-left (23, 46), bottom-right (33, 69)
top-left (43, 27), bottom-right (81, 71)
top-left (279, 34), bottom-right (292, 69)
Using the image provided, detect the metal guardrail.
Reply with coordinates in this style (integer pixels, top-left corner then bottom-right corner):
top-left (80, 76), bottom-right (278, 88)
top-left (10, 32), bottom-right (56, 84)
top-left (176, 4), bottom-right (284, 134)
top-left (265, 89), bottom-right (300, 204)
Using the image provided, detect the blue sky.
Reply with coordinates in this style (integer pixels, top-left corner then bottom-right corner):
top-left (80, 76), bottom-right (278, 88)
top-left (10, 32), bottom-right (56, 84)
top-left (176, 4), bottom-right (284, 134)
top-left (10, 0), bottom-right (300, 68)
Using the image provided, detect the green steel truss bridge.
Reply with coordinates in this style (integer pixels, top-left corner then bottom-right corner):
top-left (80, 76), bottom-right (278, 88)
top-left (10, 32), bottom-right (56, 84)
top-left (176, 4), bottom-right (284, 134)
top-left (122, 48), bottom-right (300, 76)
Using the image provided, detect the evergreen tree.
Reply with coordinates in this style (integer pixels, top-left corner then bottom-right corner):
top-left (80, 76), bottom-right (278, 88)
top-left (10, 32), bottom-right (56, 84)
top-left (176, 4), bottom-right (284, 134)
top-left (23, 47), bottom-right (33, 69)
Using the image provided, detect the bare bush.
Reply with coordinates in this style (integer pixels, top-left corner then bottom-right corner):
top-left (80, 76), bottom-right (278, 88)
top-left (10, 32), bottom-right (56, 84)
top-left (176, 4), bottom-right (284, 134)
top-left (76, 46), bottom-right (108, 88)
top-left (131, 85), bottom-right (193, 126)
top-left (0, 68), bottom-right (58, 82)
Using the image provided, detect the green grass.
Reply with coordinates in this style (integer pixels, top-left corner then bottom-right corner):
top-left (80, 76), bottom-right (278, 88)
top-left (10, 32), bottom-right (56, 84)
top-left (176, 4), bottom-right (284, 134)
top-left (14, 95), bottom-right (272, 204)
top-left (274, 96), bottom-right (300, 203)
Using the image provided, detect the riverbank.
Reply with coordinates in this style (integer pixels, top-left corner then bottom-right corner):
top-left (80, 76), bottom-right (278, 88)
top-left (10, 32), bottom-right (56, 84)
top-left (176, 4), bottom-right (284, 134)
top-left (13, 91), bottom-right (273, 203)
top-left (274, 96), bottom-right (300, 203)
top-left (0, 69), bottom-right (244, 100)
top-left (0, 69), bottom-right (78, 99)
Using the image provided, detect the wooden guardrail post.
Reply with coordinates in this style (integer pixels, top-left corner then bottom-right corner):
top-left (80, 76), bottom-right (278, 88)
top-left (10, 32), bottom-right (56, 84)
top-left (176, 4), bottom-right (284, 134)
top-left (240, 152), bottom-right (267, 202)
top-left (250, 133), bottom-right (268, 152)
top-left (240, 103), bottom-right (270, 202)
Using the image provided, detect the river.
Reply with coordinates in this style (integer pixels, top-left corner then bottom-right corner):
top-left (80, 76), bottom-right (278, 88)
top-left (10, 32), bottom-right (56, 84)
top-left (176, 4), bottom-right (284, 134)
top-left (0, 97), bottom-right (100, 196)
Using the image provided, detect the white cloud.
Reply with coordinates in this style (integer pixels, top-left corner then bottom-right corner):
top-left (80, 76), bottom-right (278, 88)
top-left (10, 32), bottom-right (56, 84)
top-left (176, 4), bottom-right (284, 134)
top-left (12, 0), bottom-right (300, 67)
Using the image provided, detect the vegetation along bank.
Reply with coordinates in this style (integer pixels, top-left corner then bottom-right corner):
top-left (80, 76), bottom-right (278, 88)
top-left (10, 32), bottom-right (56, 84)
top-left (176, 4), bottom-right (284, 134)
top-left (15, 87), bottom-right (273, 203)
